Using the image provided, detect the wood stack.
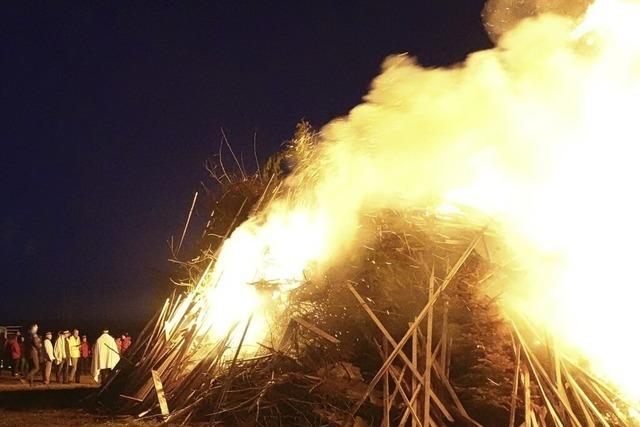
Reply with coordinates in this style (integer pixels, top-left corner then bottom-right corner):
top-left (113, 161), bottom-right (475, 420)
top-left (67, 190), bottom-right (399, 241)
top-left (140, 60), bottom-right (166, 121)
top-left (95, 127), bottom-right (638, 425)
top-left (95, 205), bottom-right (637, 425)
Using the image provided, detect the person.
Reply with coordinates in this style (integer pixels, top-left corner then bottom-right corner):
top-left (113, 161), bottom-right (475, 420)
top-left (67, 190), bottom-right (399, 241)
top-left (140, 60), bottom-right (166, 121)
top-left (91, 329), bottom-right (120, 386)
top-left (53, 330), bottom-right (69, 383)
top-left (79, 335), bottom-right (91, 376)
top-left (7, 332), bottom-right (21, 377)
top-left (115, 336), bottom-right (122, 354)
top-left (0, 331), bottom-right (6, 372)
top-left (68, 329), bottom-right (81, 383)
top-left (42, 331), bottom-right (54, 385)
top-left (25, 324), bottom-right (42, 386)
top-left (121, 333), bottom-right (132, 353)
top-left (18, 335), bottom-right (28, 376)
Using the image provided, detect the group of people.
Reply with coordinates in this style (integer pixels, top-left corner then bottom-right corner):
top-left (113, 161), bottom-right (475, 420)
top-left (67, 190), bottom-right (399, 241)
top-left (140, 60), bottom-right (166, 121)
top-left (2, 324), bottom-right (132, 386)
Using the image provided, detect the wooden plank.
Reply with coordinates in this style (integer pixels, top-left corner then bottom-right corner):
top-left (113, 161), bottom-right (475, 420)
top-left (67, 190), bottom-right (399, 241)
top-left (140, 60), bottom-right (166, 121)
top-left (119, 394), bottom-right (144, 403)
top-left (509, 342), bottom-right (521, 427)
top-left (423, 271), bottom-right (434, 427)
top-left (523, 367), bottom-right (531, 427)
top-left (440, 299), bottom-right (448, 375)
top-left (383, 339), bottom-right (390, 427)
top-left (412, 319), bottom-right (419, 427)
top-left (151, 369), bottom-right (170, 417)
top-left (292, 316), bottom-right (340, 344)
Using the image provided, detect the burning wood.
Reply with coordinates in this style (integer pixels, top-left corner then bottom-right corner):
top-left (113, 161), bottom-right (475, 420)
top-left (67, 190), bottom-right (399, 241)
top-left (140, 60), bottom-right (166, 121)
top-left (95, 0), bottom-right (640, 423)
top-left (93, 157), bottom-right (638, 425)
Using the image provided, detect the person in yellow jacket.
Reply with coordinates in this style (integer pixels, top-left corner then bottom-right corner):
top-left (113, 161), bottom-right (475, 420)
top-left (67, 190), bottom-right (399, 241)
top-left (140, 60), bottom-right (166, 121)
top-left (67, 329), bottom-right (81, 383)
top-left (53, 330), bottom-right (69, 383)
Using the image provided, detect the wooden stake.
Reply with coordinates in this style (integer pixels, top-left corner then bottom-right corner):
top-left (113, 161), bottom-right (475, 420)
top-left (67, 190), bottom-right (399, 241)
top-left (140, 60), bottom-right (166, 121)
top-left (440, 298), bottom-right (448, 375)
top-left (383, 339), bottom-right (390, 427)
top-left (509, 342), bottom-right (521, 427)
top-left (523, 366), bottom-right (531, 427)
top-left (412, 318), bottom-right (418, 427)
top-left (176, 191), bottom-right (198, 256)
top-left (423, 271), bottom-right (434, 427)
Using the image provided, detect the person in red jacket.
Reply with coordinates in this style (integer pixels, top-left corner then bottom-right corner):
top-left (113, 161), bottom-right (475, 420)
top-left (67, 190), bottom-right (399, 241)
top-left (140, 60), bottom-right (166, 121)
top-left (121, 333), bottom-right (132, 353)
top-left (79, 335), bottom-right (91, 376)
top-left (7, 332), bottom-right (22, 377)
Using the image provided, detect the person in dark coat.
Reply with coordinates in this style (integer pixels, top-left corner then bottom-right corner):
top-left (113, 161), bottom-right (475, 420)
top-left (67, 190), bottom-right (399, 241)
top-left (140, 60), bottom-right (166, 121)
top-left (18, 335), bottom-right (28, 376)
top-left (25, 324), bottom-right (42, 386)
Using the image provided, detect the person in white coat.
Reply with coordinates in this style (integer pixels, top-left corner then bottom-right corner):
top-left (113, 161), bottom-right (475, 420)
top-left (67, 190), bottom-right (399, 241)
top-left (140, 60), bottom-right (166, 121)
top-left (42, 331), bottom-right (54, 385)
top-left (91, 329), bottom-right (120, 386)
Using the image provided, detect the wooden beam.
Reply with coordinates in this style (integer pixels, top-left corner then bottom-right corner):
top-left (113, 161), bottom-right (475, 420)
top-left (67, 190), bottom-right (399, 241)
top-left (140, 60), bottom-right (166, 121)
top-left (509, 342), bottom-right (521, 427)
top-left (383, 339), bottom-right (390, 427)
top-left (412, 318), bottom-right (419, 427)
top-left (151, 369), bottom-right (170, 417)
top-left (292, 316), bottom-right (340, 344)
top-left (423, 271), bottom-right (434, 426)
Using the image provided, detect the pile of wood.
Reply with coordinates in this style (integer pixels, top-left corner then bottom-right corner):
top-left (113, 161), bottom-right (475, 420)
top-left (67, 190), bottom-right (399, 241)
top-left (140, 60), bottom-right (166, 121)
top-left (95, 203), bottom-right (636, 426)
top-left (95, 127), bottom-right (637, 425)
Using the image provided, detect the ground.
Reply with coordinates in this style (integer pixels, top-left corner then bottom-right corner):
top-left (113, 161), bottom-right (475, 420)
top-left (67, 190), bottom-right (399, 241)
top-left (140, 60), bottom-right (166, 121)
top-left (0, 369), bottom-right (97, 392)
top-left (0, 371), bottom-right (166, 427)
top-left (0, 409), bottom-right (163, 427)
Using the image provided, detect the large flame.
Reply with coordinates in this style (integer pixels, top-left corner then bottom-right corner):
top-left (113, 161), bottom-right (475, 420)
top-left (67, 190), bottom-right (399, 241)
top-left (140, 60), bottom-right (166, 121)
top-left (200, 206), bottom-right (331, 349)
top-left (200, 0), bottom-right (640, 401)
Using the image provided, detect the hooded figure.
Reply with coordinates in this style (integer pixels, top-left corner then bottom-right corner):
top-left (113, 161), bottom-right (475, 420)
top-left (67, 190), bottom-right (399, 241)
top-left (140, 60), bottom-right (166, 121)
top-left (91, 329), bottom-right (120, 385)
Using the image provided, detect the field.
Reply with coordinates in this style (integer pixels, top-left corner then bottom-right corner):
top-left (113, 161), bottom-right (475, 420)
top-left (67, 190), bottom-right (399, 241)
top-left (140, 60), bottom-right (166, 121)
top-left (0, 371), bottom-right (168, 427)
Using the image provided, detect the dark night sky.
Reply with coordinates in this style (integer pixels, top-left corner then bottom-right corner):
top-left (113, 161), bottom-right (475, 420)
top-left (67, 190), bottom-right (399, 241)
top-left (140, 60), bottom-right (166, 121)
top-left (1, 1), bottom-right (491, 329)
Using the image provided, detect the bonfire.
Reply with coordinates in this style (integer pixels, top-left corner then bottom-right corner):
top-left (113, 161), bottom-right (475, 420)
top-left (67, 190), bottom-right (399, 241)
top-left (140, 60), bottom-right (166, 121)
top-left (94, 125), bottom-right (637, 426)
top-left (96, 0), bottom-right (640, 424)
